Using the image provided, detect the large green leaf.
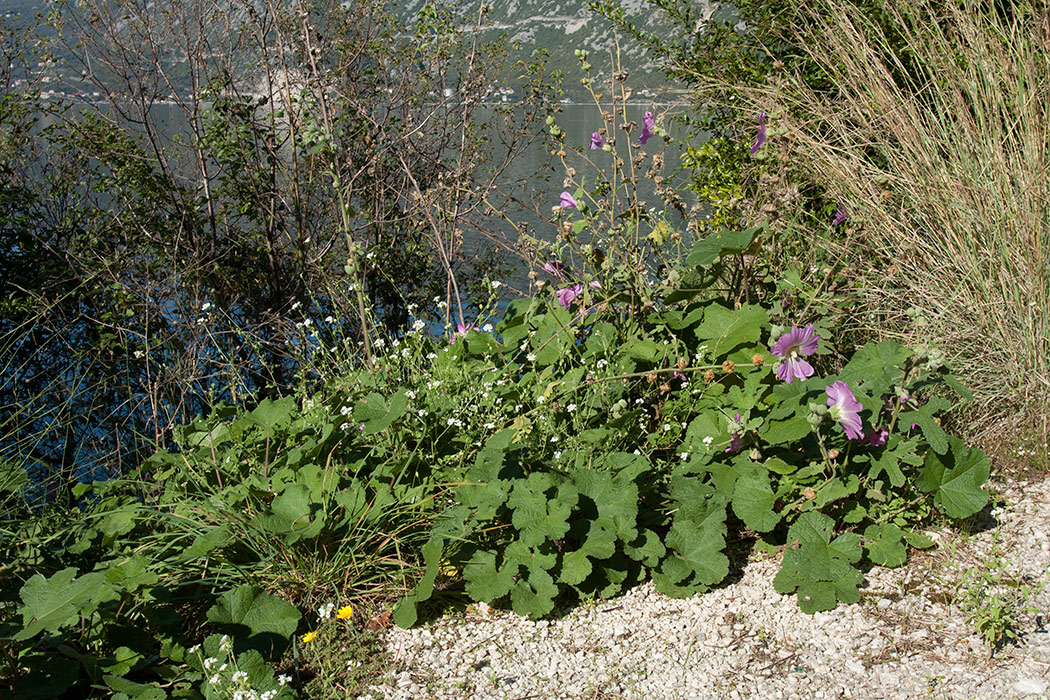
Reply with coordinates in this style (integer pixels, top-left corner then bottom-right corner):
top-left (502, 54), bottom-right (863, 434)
top-left (685, 226), bottom-right (762, 266)
top-left (464, 550), bottom-right (516, 603)
top-left (692, 303), bottom-right (768, 357)
top-left (773, 512), bottom-right (863, 613)
top-left (353, 391), bottom-right (409, 435)
top-left (917, 436), bottom-right (990, 518)
top-left (206, 585), bottom-right (300, 656)
top-left (731, 467), bottom-right (780, 533)
top-left (16, 568), bottom-right (118, 641)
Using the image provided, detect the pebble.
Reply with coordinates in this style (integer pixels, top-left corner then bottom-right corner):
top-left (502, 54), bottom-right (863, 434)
top-left (369, 477), bottom-right (1050, 700)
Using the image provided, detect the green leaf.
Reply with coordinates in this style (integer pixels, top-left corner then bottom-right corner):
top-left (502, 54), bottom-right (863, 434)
top-left (760, 416), bottom-right (811, 446)
top-left (901, 396), bottom-right (950, 455)
top-left (661, 496), bottom-right (729, 589)
top-left (464, 550), bottom-right (516, 603)
top-left (864, 523), bottom-right (907, 567)
top-left (353, 390), bottom-right (409, 435)
top-left (103, 675), bottom-right (167, 700)
top-left (206, 585), bottom-right (300, 656)
top-left (917, 436), bottom-right (990, 518)
top-left (692, 303), bottom-right (768, 357)
top-left (624, 338), bottom-right (663, 363)
top-left (836, 340), bottom-right (911, 388)
top-left (731, 467), bottom-right (780, 533)
top-left (254, 484), bottom-right (321, 542)
top-left (16, 568), bottom-right (117, 641)
top-left (241, 396), bottom-right (296, 431)
top-left (685, 226), bottom-right (762, 266)
top-left (510, 569), bottom-right (558, 618)
top-left (572, 469), bottom-right (639, 541)
top-left (773, 512), bottom-right (863, 613)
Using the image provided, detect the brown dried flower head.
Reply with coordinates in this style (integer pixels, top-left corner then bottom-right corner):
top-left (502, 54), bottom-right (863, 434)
top-left (722, 360), bottom-right (736, 374)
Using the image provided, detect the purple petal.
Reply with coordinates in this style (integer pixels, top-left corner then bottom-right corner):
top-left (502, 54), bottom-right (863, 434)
top-left (543, 260), bottom-right (566, 278)
top-left (556, 284), bottom-right (583, 310)
top-left (832, 203), bottom-right (847, 226)
top-left (826, 381), bottom-right (864, 439)
top-left (775, 356), bottom-right (815, 384)
top-left (590, 132), bottom-right (606, 149)
top-left (638, 110), bottom-right (655, 145)
top-left (750, 111), bottom-right (767, 155)
top-left (560, 191), bottom-right (577, 209)
top-left (863, 428), bottom-right (889, 447)
top-left (771, 324), bottom-right (820, 358)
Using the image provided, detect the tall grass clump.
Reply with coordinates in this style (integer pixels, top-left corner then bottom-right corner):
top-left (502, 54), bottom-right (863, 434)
top-left (769, 0), bottom-right (1049, 431)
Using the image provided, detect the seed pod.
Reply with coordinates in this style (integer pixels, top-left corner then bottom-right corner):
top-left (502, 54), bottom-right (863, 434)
top-left (722, 360), bottom-right (736, 374)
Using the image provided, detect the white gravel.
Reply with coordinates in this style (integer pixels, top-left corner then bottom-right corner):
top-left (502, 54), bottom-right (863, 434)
top-left (369, 477), bottom-right (1050, 700)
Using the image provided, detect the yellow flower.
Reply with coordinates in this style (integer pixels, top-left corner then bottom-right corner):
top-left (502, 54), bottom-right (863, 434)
top-left (301, 631), bottom-right (317, 643)
top-left (336, 605), bottom-right (353, 620)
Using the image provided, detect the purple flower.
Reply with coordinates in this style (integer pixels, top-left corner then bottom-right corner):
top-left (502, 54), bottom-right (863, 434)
top-left (863, 428), bottom-right (889, 447)
top-left (832, 203), bottom-right (848, 227)
top-left (750, 111), bottom-right (767, 155)
top-left (447, 322), bottom-right (473, 342)
top-left (590, 132), bottom-right (606, 149)
top-left (560, 191), bottom-right (577, 209)
top-left (725, 414), bottom-right (745, 453)
top-left (638, 111), bottom-right (655, 145)
top-left (826, 381), bottom-right (863, 440)
top-left (556, 284), bottom-right (584, 310)
top-left (543, 260), bottom-right (566, 279)
top-left (771, 324), bottom-right (820, 384)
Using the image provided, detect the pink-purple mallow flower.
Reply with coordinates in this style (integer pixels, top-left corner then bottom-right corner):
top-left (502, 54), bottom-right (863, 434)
top-left (590, 132), bottom-right (606, 149)
top-left (750, 111), bottom-right (767, 155)
top-left (863, 428), bottom-right (888, 447)
top-left (771, 324), bottom-right (820, 384)
top-left (555, 281), bottom-right (600, 310)
top-left (726, 413), bottom-right (745, 453)
top-left (638, 111), bottom-right (655, 145)
top-left (826, 381), bottom-right (863, 440)
top-left (556, 284), bottom-right (584, 310)
top-left (832, 203), bottom-right (848, 227)
top-left (543, 260), bottom-right (566, 279)
top-left (447, 322), bottom-right (473, 342)
top-left (560, 191), bottom-right (577, 209)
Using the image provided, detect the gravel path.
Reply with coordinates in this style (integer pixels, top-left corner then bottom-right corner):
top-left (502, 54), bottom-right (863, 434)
top-left (368, 477), bottom-right (1050, 700)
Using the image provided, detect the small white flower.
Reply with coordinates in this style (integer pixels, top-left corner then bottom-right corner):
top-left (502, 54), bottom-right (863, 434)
top-left (554, 450), bottom-right (562, 459)
top-left (681, 452), bottom-right (690, 461)
top-left (491, 280), bottom-right (503, 289)
top-left (483, 422), bottom-right (496, 430)
top-left (188, 644), bottom-right (201, 655)
top-left (291, 301), bottom-right (302, 311)
top-left (417, 409), bottom-right (428, 417)
top-left (318, 602), bottom-right (335, 619)
top-left (537, 395), bottom-right (546, 404)
top-left (261, 691), bottom-right (278, 700)
top-left (232, 670), bottom-right (248, 684)
top-left (427, 352), bottom-right (437, 360)
top-left (566, 403), bottom-right (577, 412)
top-left (405, 390), bottom-right (416, 399)
top-left (204, 657), bottom-right (219, 670)
top-left (201, 302), bottom-right (211, 311)
top-left (325, 315), bottom-right (335, 323)
top-left (373, 338), bottom-right (385, 349)
top-left (526, 353), bottom-right (537, 362)
top-left (412, 319), bottom-right (426, 332)
top-left (633, 449), bottom-right (642, 455)
top-left (209, 674), bottom-right (221, 685)
top-left (278, 675), bottom-right (291, 686)
top-left (702, 436), bottom-right (714, 446)
top-left (550, 436), bottom-right (559, 443)
top-left (663, 423), bottom-right (672, 432)
top-left (482, 323), bottom-right (494, 332)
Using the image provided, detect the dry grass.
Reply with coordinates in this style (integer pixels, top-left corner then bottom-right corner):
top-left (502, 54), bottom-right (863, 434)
top-left (764, 0), bottom-right (1050, 436)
